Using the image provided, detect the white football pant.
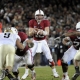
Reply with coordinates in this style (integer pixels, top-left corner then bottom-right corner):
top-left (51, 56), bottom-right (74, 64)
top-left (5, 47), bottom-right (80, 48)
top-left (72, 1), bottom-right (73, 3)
top-left (12, 49), bottom-right (33, 72)
top-left (62, 45), bottom-right (77, 63)
top-left (31, 39), bottom-right (53, 62)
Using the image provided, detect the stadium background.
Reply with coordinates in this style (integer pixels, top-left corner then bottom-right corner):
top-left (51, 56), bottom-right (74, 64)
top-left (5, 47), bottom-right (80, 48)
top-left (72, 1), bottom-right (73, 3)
top-left (0, 0), bottom-right (80, 66)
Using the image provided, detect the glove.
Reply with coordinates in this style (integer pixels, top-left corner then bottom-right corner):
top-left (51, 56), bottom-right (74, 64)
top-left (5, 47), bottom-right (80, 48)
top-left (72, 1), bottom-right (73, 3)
top-left (27, 42), bottom-right (34, 48)
top-left (23, 42), bottom-right (34, 52)
top-left (66, 41), bottom-right (73, 46)
top-left (23, 39), bottom-right (34, 48)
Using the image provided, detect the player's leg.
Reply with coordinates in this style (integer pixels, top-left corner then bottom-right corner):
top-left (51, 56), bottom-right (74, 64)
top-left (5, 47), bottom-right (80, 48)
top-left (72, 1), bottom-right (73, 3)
top-left (61, 46), bottom-right (77, 80)
top-left (28, 64), bottom-right (36, 80)
top-left (21, 66), bottom-right (29, 80)
top-left (0, 45), bottom-right (6, 80)
top-left (73, 50), bottom-right (80, 73)
top-left (72, 50), bottom-right (80, 80)
top-left (61, 61), bottom-right (69, 80)
top-left (22, 50), bottom-right (36, 80)
top-left (21, 51), bottom-right (30, 80)
top-left (28, 41), bottom-right (37, 80)
top-left (5, 45), bottom-right (17, 80)
top-left (12, 54), bottom-right (23, 80)
top-left (42, 40), bottom-right (59, 78)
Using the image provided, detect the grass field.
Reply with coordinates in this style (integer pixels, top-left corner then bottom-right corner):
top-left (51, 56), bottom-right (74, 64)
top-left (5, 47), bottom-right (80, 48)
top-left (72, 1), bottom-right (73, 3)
top-left (4, 65), bottom-right (80, 80)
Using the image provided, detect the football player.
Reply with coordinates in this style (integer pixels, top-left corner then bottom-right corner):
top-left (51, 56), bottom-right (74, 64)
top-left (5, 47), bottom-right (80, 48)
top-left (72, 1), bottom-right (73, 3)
top-left (61, 29), bottom-right (77, 80)
top-left (12, 31), bottom-right (34, 80)
top-left (0, 27), bottom-right (26, 80)
top-left (71, 22), bottom-right (80, 80)
top-left (10, 24), bottom-right (35, 80)
top-left (60, 22), bottom-right (80, 80)
top-left (27, 9), bottom-right (60, 79)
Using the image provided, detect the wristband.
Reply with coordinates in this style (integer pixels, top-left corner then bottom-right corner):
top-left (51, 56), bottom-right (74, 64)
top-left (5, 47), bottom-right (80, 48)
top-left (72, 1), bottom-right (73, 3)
top-left (43, 31), bottom-right (48, 36)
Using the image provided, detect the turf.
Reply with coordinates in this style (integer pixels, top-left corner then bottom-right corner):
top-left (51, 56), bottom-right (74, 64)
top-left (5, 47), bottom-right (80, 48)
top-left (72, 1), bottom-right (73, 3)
top-left (4, 65), bottom-right (80, 80)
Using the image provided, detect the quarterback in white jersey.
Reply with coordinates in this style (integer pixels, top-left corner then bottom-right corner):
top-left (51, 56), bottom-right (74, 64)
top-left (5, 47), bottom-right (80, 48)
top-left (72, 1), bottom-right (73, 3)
top-left (0, 29), bottom-right (25, 80)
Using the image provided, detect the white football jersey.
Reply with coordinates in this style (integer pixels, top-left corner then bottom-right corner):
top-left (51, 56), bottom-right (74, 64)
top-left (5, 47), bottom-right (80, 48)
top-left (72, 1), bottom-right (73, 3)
top-left (0, 32), bottom-right (20, 47)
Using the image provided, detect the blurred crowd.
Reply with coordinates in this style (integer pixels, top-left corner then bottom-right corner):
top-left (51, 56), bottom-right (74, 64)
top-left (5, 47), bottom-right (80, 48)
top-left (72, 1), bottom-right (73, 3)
top-left (0, 0), bottom-right (80, 66)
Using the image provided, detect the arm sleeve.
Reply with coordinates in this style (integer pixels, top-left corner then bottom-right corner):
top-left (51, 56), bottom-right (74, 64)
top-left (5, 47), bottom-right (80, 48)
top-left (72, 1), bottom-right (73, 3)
top-left (44, 20), bottom-right (50, 27)
top-left (29, 20), bottom-right (34, 28)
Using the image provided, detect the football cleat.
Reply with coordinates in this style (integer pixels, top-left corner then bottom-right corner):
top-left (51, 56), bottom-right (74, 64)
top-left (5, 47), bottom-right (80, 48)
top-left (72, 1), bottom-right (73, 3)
top-left (71, 72), bottom-right (80, 80)
top-left (53, 72), bottom-right (59, 78)
top-left (21, 73), bottom-right (29, 80)
top-left (0, 70), bottom-right (5, 80)
top-left (52, 68), bottom-right (59, 78)
top-left (31, 71), bottom-right (36, 80)
top-left (62, 75), bottom-right (70, 80)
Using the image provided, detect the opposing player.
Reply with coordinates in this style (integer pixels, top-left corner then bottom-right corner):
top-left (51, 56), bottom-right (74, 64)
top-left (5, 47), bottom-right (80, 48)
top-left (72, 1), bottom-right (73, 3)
top-left (27, 9), bottom-right (59, 79)
top-left (61, 29), bottom-right (77, 80)
top-left (12, 31), bottom-right (34, 80)
top-left (71, 22), bottom-right (80, 80)
top-left (0, 27), bottom-right (26, 80)
top-left (60, 22), bottom-right (80, 80)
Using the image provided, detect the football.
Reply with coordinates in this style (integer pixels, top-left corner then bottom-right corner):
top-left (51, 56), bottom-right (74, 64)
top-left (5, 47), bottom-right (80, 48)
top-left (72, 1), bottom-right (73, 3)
top-left (34, 28), bottom-right (39, 34)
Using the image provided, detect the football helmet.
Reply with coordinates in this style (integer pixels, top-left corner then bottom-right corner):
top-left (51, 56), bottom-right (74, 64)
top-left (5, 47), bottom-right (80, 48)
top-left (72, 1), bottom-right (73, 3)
top-left (76, 22), bottom-right (80, 31)
top-left (4, 27), bottom-right (12, 33)
top-left (35, 10), bottom-right (44, 16)
top-left (4, 27), bottom-right (18, 34)
top-left (11, 27), bottom-right (18, 34)
top-left (35, 10), bottom-right (44, 24)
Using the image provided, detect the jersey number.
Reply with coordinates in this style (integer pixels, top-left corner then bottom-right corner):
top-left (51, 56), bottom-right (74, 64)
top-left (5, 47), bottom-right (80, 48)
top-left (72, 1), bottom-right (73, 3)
top-left (4, 33), bottom-right (10, 38)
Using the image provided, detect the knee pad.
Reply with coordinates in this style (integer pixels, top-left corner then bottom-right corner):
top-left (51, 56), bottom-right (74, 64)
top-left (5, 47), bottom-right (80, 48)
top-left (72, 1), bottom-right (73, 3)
top-left (61, 59), bottom-right (68, 72)
top-left (27, 64), bottom-right (34, 70)
top-left (49, 61), bottom-right (55, 67)
top-left (61, 59), bottom-right (68, 67)
top-left (61, 59), bottom-right (67, 64)
top-left (61, 61), bottom-right (68, 66)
